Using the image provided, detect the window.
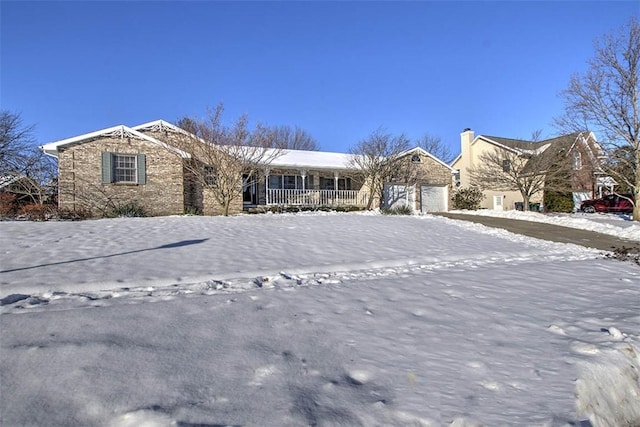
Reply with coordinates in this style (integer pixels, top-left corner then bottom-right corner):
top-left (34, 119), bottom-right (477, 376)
top-left (283, 175), bottom-right (297, 189)
top-left (268, 175), bottom-right (283, 189)
top-left (411, 153), bottom-right (421, 163)
top-left (502, 159), bottom-right (511, 173)
top-left (102, 152), bottom-right (146, 184)
top-left (114, 154), bottom-right (137, 183)
top-left (268, 174), bottom-right (307, 189)
top-left (320, 177), bottom-right (351, 190)
top-left (573, 151), bottom-right (582, 170)
top-left (337, 178), bottom-right (351, 190)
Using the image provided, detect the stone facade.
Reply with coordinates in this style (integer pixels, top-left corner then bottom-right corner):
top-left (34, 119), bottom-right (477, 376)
top-left (387, 150), bottom-right (454, 210)
top-left (57, 136), bottom-right (186, 217)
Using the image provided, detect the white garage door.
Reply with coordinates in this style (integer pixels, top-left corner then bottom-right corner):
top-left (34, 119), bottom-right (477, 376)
top-left (420, 185), bottom-right (448, 212)
top-left (384, 184), bottom-right (415, 210)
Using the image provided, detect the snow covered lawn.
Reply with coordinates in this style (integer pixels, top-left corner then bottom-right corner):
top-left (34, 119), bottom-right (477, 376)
top-left (1, 213), bottom-right (639, 426)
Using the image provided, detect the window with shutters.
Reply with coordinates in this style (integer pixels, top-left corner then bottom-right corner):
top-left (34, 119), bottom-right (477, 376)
top-left (102, 152), bottom-right (146, 185)
top-left (114, 154), bottom-right (137, 183)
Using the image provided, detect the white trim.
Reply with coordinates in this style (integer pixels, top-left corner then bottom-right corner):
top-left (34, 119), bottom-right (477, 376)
top-left (132, 119), bottom-right (193, 137)
top-left (396, 146), bottom-right (457, 172)
top-left (41, 124), bottom-right (190, 158)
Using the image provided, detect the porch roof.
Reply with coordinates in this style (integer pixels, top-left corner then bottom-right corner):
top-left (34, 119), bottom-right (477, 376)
top-left (266, 148), bottom-right (356, 171)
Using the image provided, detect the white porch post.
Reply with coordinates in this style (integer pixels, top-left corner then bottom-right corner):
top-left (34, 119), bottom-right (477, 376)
top-left (300, 169), bottom-right (307, 191)
top-left (333, 171), bottom-right (339, 205)
top-left (265, 168), bottom-right (270, 205)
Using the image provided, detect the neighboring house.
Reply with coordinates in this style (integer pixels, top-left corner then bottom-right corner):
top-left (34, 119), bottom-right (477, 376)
top-left (42, 120), bottom-right (455, 216)
top-left (452, 128), bottom-right (608, 211)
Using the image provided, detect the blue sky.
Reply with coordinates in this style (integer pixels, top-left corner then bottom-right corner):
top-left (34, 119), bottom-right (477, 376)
top-left (2, 1), bottom-right (638, 156)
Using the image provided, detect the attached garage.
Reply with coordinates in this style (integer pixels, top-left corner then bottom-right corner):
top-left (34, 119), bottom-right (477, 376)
top-left (420, 185), bottom-right (448, 213)
top-left (384, 184), bottom-right (415, 210)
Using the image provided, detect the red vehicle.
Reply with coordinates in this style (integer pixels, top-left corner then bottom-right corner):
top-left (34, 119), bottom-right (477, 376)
top-left (580, 194), bottom-right (634, 213)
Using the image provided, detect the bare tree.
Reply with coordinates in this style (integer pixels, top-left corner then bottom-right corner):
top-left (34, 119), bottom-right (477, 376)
top-left (263, 125), bottom-right (320, 151)
top-left (530, 129), bottom-right (544, 142)
top-left (348, 128), bottom-right (411, 210)
top-left (1, 110), bottom-right (36, 175)
top-left (415, 133), bottom-right (455, 164)
top-left (555, 17), bottom-right (640, 220)
top-left (4, 150), bottom-right (56, 205)
top-left (173, 105), bottom-right (282, 216)
top-left (1, 110), bottom-right (56, 204)
top-left (468, 147), bottom-right (571, 211)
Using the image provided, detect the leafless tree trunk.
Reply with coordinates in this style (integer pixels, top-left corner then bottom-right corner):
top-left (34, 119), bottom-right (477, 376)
top-left (348, 128), bottom-right (411, 210)
top-left (555, 18), bottom-right (640, 220)
top-left (174, 104), bottom-right (282, 216)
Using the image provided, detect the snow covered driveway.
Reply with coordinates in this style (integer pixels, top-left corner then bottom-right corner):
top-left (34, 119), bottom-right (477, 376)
top-left (1, 213), bottom-right (639, 426)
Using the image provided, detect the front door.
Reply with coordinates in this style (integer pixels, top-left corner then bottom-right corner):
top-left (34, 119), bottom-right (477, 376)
top-left (242, 174), bottom-right (258, 205)
top-left (493, 195), bottom-right (503, 211)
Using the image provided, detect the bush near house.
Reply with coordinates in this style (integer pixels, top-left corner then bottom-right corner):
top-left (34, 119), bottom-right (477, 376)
top-left (451, 187), bottom-right (485, 210)
top-left (17, 204), bottom-right (55, 221)
top-left (544, 191), bottom-right (574, 213)
top-left (109, 202), bottom-right (148, 218)
top-left (381, 205), bottom-right (413, 215)
top-left (0, 193), bottom-right (18, 218)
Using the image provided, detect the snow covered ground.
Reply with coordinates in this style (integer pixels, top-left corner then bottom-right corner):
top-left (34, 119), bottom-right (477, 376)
top-left (1, 212), bottom-right (639, 427)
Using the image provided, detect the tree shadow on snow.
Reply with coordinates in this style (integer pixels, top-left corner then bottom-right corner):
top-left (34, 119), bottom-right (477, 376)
top-left (0, 239), bottom-right (209, 274)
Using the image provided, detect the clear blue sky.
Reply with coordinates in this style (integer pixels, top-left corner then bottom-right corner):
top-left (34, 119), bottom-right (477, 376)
top-left (1, 1), bottom-right (638, 155)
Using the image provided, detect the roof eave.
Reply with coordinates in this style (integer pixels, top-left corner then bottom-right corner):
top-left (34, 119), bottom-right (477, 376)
top-left (40, 125), bottom-right (191, 159)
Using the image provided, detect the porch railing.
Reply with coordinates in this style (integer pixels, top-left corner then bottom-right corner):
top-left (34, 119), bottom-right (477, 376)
top-left (267, 189), bottom-right (368, 207)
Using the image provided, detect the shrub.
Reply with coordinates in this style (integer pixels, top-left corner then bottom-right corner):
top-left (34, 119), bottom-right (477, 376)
top-left (17, 204), bottom-right (54, 221)
top-left (56, 207), bottom-right (93, 221)
top-left (451, 187), bottom-right (485, 210)
top-left (543, 191), bottom-right (574, 213)
top-left (183, 206), bottom-right (202, 215)
top-left (335, 205), bottom-right (364, 212)
top-left (110, 202), bottom-right (147, 218)
top-left (0, 193), bottom-right (17, 218)
top-left (381, 205), bottom-right (413, 215)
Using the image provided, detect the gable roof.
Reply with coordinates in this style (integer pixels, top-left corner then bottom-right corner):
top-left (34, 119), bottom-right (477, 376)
top-left (41, 124), bottom-right (190, 158)
top-left (132, 119), bottom-right (192, 136)
top-left (472, 130), bottom-right (601, 175)
top-left (397, 146), bottom-right (457, 172)
top-left (474, 131), bottom-right (598, 157)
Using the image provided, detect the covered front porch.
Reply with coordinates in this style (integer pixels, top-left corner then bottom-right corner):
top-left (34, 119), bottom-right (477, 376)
top-left (266, 188), bottom-right (368, 207)
top-left (243, 168), bottom-right (370, 208)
